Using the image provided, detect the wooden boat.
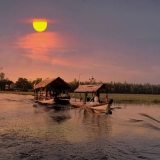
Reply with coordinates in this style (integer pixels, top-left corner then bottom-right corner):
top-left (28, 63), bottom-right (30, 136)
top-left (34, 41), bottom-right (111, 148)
top-left (89, 99), bottom-right (113, 114)
top-left (70, 84), bottom-right (110, 108)
top-left (70, 99), bottom-right (106, 108)
top-left (34, 77), bottom-right (70, 105)
top-left (37, 96), bottom-right (70, 105)
top-left (37, 98), bottom-right (55, 105)
top-left (55, 96), bottom-right (70, 105)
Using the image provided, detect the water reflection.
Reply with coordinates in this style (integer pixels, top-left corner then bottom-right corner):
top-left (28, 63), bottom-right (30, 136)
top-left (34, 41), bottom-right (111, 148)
top-left (32, 103), bottom-right (72, 124)
top-left (77, 108), bottom-right (113, 138)
top-left (50, 114), bottom-right (71, 123)
top-left (1, 94), bottom-right (160, 159)
top-left (49, 106), bottom-right (71, 124)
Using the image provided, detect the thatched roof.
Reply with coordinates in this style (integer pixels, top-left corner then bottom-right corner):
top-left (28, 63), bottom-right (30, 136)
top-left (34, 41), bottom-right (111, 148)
top-left (74, 84), bottom-right (108, 93)
top-left (34, 77), bottom-right (70, 90)
top-left (34, 78), bottom-right (54, 89)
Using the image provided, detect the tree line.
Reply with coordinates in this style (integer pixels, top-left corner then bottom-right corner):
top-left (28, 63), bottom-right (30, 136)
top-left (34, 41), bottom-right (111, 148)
top-left (0, 72), bottom-right (42, 91)
top-left (68, 79), bottom-right (160, 94)
top-left (0, 72), bottom-right (160, 94)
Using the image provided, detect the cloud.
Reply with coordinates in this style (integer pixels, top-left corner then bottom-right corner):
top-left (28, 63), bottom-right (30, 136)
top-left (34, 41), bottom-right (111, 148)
top-left (15, 31), bottom-right (101, 70)
top-left (16, 32), bottom-right (60, 61)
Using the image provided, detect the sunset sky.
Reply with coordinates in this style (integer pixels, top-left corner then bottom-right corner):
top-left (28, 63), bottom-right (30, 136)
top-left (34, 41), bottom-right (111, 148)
top-left (0, 0), bottom-right (160, 84)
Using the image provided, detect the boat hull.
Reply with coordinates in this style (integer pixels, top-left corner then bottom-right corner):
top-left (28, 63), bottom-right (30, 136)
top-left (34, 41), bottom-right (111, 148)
top-left (89, 99), bottom-right (113, 114)
top-left (70, 100), bottom-right (106, 108)
top-left (55, 98), bottom-right (70, 105)
top-left (37, 97), bottom-right (70, 105)
top-left (37, 98), bottom-right (55, 105)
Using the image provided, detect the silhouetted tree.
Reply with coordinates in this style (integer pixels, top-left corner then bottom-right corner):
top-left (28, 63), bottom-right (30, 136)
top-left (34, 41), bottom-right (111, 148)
top-left (32, 78), bottom-right (42, 88)
top-left (0, 72), bottom-right (5, 80)
top-left (15, 78), bottom-right (32, 91)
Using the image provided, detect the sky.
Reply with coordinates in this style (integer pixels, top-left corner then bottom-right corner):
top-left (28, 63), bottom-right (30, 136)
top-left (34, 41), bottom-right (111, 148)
top-left (0, 0), bottom-right (160, 84)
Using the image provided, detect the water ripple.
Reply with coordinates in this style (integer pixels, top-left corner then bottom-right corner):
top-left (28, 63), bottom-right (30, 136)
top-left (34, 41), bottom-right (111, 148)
top-left (1, 94), bottom-right (160, 159)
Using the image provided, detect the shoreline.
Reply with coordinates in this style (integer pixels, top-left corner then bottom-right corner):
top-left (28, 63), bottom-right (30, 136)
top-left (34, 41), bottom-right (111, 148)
top-left (0, 91), bottom-right (34, 96)
top-left (1, 91), bottom-right (160, 104)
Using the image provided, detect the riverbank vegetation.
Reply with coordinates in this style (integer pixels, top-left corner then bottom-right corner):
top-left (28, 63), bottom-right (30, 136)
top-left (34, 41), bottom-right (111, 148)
top-left (0, 91), bottom-right (34, 95)
top-left (69, 93), bottom-right (160, 104)
top-left (68, 79), bottom-right (160, 94)
top-left (1, 91), bottom-right (159, 104)
top-left (0, 72), bottom-right (160, 104)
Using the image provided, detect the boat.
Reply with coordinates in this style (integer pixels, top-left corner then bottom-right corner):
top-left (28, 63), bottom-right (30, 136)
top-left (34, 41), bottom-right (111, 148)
top-left (70, 99), bottom-right (105, 108)
top-left (37, 98), bottom-right (55, 105)
top-left (70, 84), bottom-right (110, 108)
top-left (37, 96), bottom-right (71, 105)
top-left (55, 95), bottom-right (71, 105)
top-left (89, 99), bottom-right (113, 114)
top-left (34, 77), bottom-right (70, 105)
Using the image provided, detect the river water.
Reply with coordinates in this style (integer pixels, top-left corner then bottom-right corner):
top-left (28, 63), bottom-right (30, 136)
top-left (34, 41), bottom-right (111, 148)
top-left (0, 93), bottom-right (160, 160)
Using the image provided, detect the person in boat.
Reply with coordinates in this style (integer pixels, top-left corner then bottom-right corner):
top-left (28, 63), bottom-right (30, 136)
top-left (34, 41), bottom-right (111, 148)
top-left (94, 92), bottom-right (99, 102)
top-left (90, 92), bottom-right (94, 102)
top-left (47, 91), bottom-right (51, 99)
top-left (90, 96), bottom-right (94, 102)
top-left (43, 90), bottom-right (46, 99)
top-left (106, 94), bottom-right (108, 103)
top-left (90, 92), bottom-right (99, 102)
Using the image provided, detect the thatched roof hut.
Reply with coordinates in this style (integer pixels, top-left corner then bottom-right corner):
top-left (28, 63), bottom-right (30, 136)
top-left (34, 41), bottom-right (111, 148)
top-left (34, 77), bottom-right (70, 90)
top-left (74, 84), bottom-right (108, 93)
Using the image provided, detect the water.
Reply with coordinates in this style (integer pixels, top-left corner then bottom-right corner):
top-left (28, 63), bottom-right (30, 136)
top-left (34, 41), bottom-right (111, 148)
top-left (0, 93), bottom-right (160, 160)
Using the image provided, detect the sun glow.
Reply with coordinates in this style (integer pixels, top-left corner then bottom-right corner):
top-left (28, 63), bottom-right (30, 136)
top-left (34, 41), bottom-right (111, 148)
top-left (32, 19), bottom-right (47, 32)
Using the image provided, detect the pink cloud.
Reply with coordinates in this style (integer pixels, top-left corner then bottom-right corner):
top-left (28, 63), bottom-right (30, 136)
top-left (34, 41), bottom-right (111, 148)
top-left (15, 32), bottom-right (98, 70)
top-left (14, 31), bottom-right (152, 83)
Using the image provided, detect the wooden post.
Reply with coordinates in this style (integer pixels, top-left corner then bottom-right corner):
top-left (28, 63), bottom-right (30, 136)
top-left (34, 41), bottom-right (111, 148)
top-left (106, 92), bottom-right (108, 103)
top-left (97, 91), bottom-right (100, 102)
top-left (79, 93), bottom-right (81, 101)
top-left (84, 92), bottom-right (87, 104)
top-left (35, 89), bottom-right (38, 100)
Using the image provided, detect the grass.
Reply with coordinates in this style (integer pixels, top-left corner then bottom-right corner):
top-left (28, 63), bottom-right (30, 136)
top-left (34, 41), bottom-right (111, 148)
top-left (0, 91), bottom-right (34, 96)
top-left (69, 93), bottom-right (160, 104)
top-left (1, 91), bottom-right (160, 104)
top-left (108, 94), bottom-right (160, 104)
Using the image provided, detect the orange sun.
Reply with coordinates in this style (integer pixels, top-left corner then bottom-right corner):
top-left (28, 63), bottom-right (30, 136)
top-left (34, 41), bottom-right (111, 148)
top-left (32, 19), bottom-right (47, 32)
